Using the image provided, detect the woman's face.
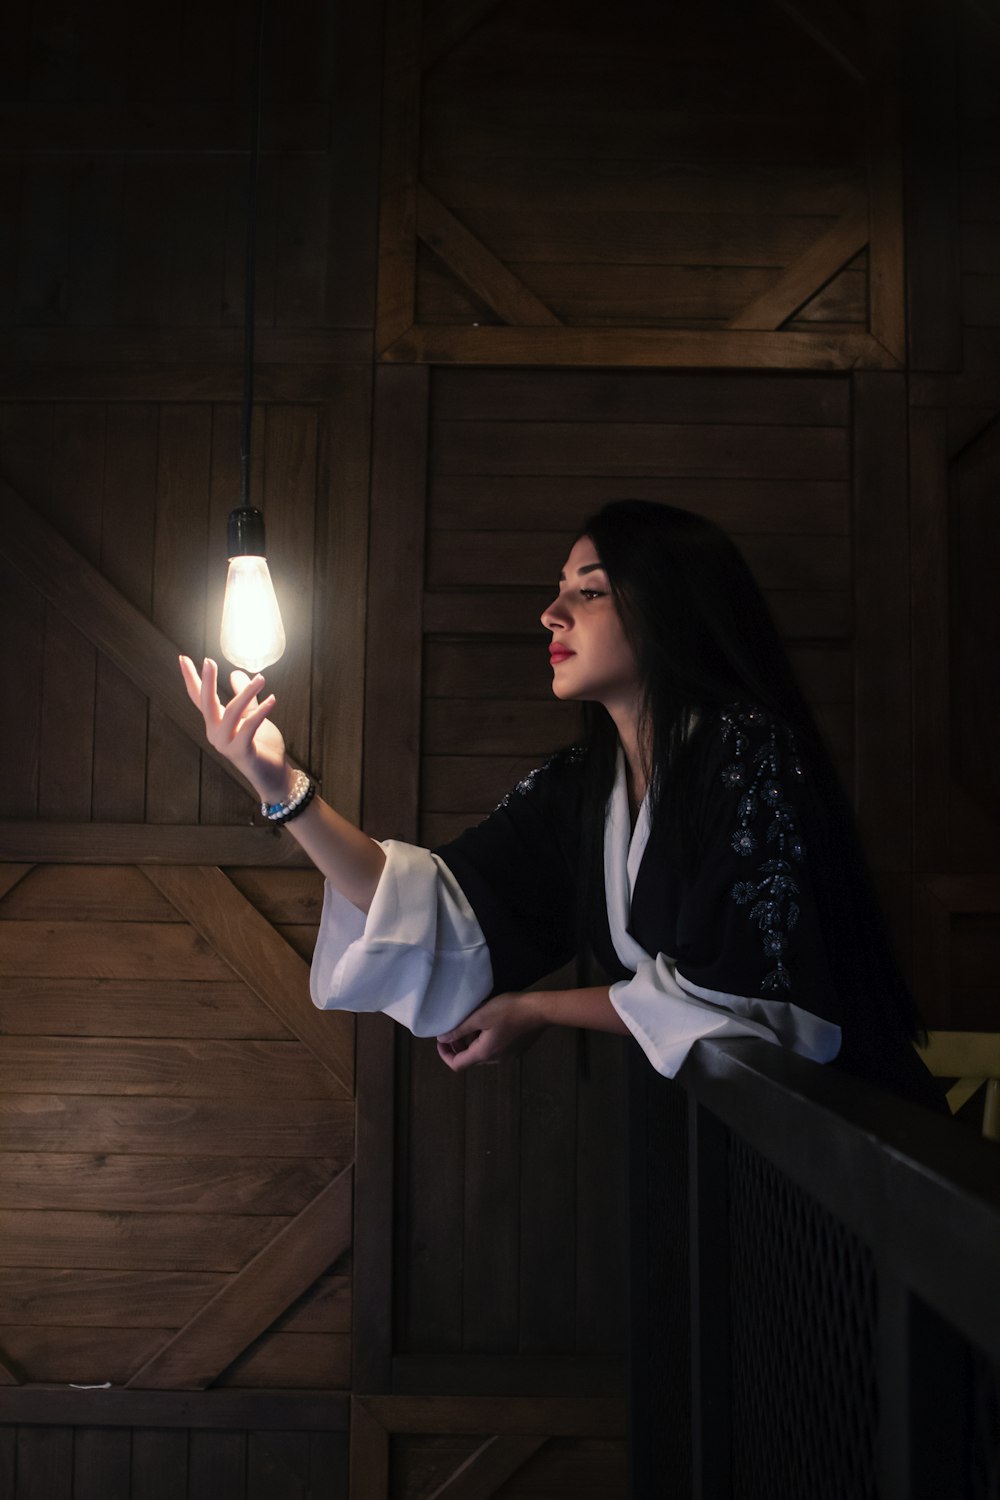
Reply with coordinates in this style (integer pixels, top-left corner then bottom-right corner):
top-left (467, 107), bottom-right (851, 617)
top-left (540, 536), bottom-right (641, 712)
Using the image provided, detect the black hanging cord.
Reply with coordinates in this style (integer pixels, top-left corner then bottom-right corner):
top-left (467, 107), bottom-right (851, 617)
top-left (240, 0), bottom-right (267, 509)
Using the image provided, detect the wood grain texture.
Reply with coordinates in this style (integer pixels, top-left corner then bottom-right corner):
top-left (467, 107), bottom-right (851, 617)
top-left (126, 1165), bottom-right (352, 1389)
top-left (377, 0), bottom-right (422, 351)
top-left (143, 865), bottom-right (353, 1095)
top-left (728, 196), bottom-right (869, 331)
top-left (383, 326), bottom-right (897, 368)
top-left (0, 1095), bottom-right (353, 1158)
top-left (417, 186), bottom-right (561, 327)
top-left (0, 824), bottom-right (311, 864)
top-left (352, 1014), bottom-right (396, 1393)
top-left (425, 1434), bottom-right (547, 1500)
top-left (350, 1397), bottom-right (390, 1500)
top-left (0, 1155), bottom-right (342, 1214)
top-left (0, 479), bottom-right (244, 793)
top-left (0, 1038), bottom-right (339, 1098)
top-left (363, 365), bottom-right (429, 842)
top-left (852, 373), bottom-right (912, 871)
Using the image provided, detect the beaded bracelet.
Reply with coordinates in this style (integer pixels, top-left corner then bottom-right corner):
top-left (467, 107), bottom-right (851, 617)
top-left (261, 769), bottom-right (317, 825)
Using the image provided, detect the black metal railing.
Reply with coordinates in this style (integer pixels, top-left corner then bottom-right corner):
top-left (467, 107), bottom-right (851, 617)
top-left (628, 1040), bottom-right (1000, 1500)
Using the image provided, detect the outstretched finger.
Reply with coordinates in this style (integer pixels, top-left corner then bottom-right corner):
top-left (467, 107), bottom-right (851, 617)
top-left (238, 692), bottom-right (277, 741)
top-left (199, 658), bottom-right (225, 729)
top-left (179, 655), bottom-right (203, 708)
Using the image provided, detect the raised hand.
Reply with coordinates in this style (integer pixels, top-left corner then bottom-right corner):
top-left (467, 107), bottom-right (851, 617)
top-left (178, 655), bottom-right (292, 805)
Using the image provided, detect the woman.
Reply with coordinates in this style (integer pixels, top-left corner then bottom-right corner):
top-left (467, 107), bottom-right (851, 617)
top-left (180, 500), bottom-right (940, 1108)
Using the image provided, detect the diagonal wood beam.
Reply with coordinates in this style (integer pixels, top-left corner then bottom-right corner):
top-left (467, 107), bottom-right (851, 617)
top-left (0, 478), bottom-right (244, 790)
top-left (426, 1435), bottom-right (547, 1500)
top-left (126, 1165), bottom-right (352, 1390)
top-left (417, 186), bottom-right (562, 328)
top-left (727, 195), bottom-right (869, 332)
top-left (0, 865), bottom-right (33, 902)
top-left (0, 824), bottom-right (309, 866)
top-left (421, 0), bottom-right (505, 70)
top-left (142, 865), bottom-right (353, 1095)
top-left (770, 0), bottom-right (870, 83)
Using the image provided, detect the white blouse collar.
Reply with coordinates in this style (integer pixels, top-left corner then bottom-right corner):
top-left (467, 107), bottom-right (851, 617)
top-left (604, 744), bottom-right (652, 971)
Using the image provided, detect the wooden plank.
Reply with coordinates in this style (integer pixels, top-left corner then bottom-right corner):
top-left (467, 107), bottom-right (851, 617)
top-left (350, 1398), bottom-right (390, 1500)
top-left (386, 326), bottom-right (897, 368)
top-left (0, 823), bottom-right (313, 864)
top-left (417, 186), bottom-right (561, 327)
top-left (418, 255), bottom-right (866, 328)
top-left (0, 1212), bottom-right (285, 1272)
top-left (463, 1067), bottom-right (520, 1350)
top-left (429, 473), bottom-right (851, 536)
top-left (0, 479), bottom-right (250, 793)
top-left (0, 864), bottom-right (180, 921)
top-left (0, 362), bottom-right (379, 403)
top-left (770, 0), bottom-right (870, 82)
top-left (402, 1040), bottom-right (466, 1350)
top-left (215, 1331), bottom-right (351, 1390)
top-left (519, 1029), bottom-right (578, 1350)
top-left (0, 556), bottom-right (43, 818)
top-left (15, 1428), bottom-right (74, 1500)
top-left (428, 160), bottom-right (862, 217)
top-left (423, 700), bottom-right (576, 759)
top-left (132, 1430), bottom-right (190, 1500)
top-left (421, 756), bottom-right (544, 817)
top-left (224, 868), bottom-right (324, 925)
top-left (189, 1431), bottom-right (246, 1500)
top-left (432, 370), bottom-right (851, 427)
top-left (72, 1428), bottom-right (132, 1500)
top-left (376, 0), bottom-right (422, 350)
top-left (1, 328), bottom-right (371, 364)
top-left (246, 1431), bottom-right (311, 1500)
top-left (326, 0), bottom-right (383, 328)
top-left (902, 0), bottom-right (962, 370)
top-left (1, 921), bottom-right (232, 981)
top-left (363, 365), bottom-right (429, 841)
top-left (422, 0), bottom-right (504, 68)
top-left (359, 1394), bottom-right (627, 1434)
top-left (728, 195), bottom-right (869, 331)
top-left (867, 44), bottom-right (907, 364)
top-left (0, 1155), bottom-right (343, 1214)
top-left (144, 865), bottom-right (353, 1095)
top-left (0, 1095), bottom-right (353, 1158)
top-left (439, 207), bottom-right (855, 270)
top-left (431, 421), bottom-right (849, 480)
top-left (0, 1269), bottom-right (229, 1328)
top-left (0, 1388), bottom-right (350, 1429)
top-left (0, 1037), bottom-right (337, 1098)
top-left (312, 377), bottom-right (373, 828)
top-left (426, 530), bottom-right (852, 589)
top-left (423, 588), bottom-right (852, 642)
top-left (126, 1165), bottom-right (352, 1389)
top-left (909, 410), bottom-right (950, 870)
top-left (426, 1435), bottom-right (547, 1500)
top-left (852, 374), bottom-right (911, 876)
top-left (352, 1014), bottom-right (396, 1393)
top-left (93, 403), bottom-right (158, 821)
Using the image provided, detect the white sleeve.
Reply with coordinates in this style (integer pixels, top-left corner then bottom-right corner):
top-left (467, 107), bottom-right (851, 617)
top-left (309, 839), bottom-right (494, 1038)
top-left (609, 953), bottom-right (842, 1079)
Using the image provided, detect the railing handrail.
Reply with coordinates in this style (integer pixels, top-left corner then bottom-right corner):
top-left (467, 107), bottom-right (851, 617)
top-left (676, 1038), bottom-right (1000, 1363)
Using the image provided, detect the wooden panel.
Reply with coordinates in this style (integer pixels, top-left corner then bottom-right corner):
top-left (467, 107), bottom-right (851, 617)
top-left (0, 1095), bottom-right (354, 1157)
top-left (145, 865), bottom-right (354, 1096)
top-left (127, 1167), bottom-right (352, 1389)
top-left (363, 365), bottom-right (429, 842)
top-left (0, 1156), bottom-right (342, 1214)
top-left (0, 1212), bottom-right (286, 1271)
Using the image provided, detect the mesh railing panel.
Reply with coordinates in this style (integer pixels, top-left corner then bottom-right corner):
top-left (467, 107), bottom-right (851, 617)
top-left (969, 1344), bottom-right (1000, 1500)
top-left (727, 1134), bottom-right (879, 1500)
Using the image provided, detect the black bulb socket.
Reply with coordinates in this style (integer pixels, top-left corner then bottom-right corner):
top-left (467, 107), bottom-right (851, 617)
top-left (227, 506), bottom-right (267, 559)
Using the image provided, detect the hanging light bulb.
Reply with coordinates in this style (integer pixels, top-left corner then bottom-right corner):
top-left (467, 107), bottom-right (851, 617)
top-left (220, 506), bottom-right (286, 673)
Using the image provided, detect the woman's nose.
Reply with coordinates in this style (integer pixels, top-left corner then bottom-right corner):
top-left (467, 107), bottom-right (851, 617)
top-left (540, 593), bottom-right (569, 630)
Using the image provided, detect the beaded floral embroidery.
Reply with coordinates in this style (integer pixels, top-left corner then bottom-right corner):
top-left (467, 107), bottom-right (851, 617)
top-left (497, 745), bottom-right (586, 811)
top-left (721, 705), bottom-right (805, 993)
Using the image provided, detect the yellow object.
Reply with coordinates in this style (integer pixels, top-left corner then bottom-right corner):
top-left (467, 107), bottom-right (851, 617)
top-left (917, 1032), bottom-right (1000, 1142)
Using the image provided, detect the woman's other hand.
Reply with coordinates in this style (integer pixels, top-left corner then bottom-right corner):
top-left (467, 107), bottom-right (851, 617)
top-left (179, 655), bottom-right (291, 804)
top-left (436, 992), bottom-right (545, 1071)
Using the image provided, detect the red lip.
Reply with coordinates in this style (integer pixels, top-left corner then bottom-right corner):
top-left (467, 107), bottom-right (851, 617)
top-left (549, 646), bottom-right (575, 663)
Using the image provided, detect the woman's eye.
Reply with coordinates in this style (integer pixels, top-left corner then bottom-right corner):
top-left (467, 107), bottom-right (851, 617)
top-left (580, 588), bottom-right (605, 601)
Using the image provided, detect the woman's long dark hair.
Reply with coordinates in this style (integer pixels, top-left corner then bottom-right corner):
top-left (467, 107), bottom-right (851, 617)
top-left (575, 499), bottom-right (923, 1056)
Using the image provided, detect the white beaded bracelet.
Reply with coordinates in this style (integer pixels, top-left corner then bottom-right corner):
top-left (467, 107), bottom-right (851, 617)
top-left (261, 769), bottom-right (317, 825)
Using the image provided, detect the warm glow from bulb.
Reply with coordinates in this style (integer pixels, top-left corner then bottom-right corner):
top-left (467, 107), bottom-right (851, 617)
top-left (220, 555), bottom-right (286, 672)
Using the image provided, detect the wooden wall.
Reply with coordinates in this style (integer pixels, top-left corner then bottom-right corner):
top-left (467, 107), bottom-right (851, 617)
top-left (0, 0), bottom-right (997, 1496)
